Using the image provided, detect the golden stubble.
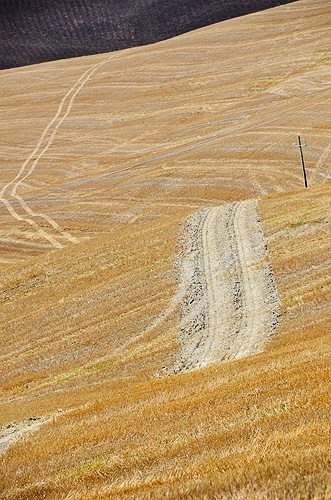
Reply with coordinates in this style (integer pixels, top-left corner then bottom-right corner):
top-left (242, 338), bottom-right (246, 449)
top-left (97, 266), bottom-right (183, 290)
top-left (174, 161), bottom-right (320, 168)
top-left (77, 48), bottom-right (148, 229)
top-left (1, 188), bottom-right (331, 499)
top-left (1, 0), bottom-right (331, 498)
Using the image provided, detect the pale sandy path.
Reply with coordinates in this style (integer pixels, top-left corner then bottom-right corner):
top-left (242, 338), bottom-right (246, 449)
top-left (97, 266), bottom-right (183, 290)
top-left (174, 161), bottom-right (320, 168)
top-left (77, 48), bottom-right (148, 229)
top-left (175, 199), bottom-right (279, 372)
top-left (0, 417), bottom-right (51, 458)
top-left (0, 409), bottom-right (74, 458)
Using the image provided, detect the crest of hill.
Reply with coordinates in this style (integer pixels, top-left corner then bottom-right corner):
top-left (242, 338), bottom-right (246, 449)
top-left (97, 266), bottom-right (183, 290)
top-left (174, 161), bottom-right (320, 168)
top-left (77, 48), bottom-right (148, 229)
top-left (0, 0), bottom-right (299, 69)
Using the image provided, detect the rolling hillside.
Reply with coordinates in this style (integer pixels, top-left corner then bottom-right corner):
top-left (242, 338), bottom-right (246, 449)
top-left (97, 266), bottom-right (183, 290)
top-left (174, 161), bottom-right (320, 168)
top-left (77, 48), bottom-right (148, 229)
top-left (0, 0), bottom-right (331, 498)
top-left (0, 0), bottom-right (299, 69)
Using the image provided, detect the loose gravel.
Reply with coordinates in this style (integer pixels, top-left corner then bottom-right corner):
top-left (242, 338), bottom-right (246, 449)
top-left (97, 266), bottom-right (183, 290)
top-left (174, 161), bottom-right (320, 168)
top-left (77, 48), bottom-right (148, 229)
top-left (174, 199), bottom-right (279, 372)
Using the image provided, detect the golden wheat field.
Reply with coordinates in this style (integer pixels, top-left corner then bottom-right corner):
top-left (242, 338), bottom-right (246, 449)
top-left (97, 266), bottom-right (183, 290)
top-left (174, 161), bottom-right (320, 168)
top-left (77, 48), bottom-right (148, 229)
top-left (0, 0), bottom-right (331, 498)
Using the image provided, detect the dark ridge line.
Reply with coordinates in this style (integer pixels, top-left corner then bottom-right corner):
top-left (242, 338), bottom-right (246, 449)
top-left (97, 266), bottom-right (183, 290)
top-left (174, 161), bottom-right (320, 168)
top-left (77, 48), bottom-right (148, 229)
top-left (0, 0), bottom-right (299, 70)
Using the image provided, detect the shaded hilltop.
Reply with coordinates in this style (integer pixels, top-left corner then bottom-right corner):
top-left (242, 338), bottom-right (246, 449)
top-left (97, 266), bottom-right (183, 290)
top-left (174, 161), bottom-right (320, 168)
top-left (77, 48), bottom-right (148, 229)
top-left (0, 0), bottom-right (299, 70)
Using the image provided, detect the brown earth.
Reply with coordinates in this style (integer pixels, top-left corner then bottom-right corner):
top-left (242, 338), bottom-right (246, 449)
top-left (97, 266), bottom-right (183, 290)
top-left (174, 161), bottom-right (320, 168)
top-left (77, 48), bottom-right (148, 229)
top-left (0, 0), bottom-right (331, 498)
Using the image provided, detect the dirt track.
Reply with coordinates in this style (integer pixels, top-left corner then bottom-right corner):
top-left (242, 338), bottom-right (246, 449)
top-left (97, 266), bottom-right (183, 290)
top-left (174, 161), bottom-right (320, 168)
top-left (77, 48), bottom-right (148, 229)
top-left (0, 417), bottom-right (51, 458)
top-left (176, 199), bottom-right (279, 372)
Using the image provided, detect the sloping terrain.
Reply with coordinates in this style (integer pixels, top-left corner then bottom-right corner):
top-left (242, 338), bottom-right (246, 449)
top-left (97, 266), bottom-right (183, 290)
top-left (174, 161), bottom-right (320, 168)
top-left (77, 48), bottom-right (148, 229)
top-left (0, 0), bottom-right (299, 69)
top-left (0, 0), bottom-right (331, 498)
top-left (1, 184), bottom-right (331, 499)
top-left (1, 0), bottom-right (330, 266)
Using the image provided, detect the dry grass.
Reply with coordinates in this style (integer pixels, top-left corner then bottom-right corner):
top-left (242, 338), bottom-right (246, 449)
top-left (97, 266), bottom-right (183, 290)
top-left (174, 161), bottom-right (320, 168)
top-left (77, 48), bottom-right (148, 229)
top-left (1, 0), bottom-right (331, 268)
top-left (1, 0), bottom-right (331, 498)
top-left (1, 188), bottom-right (331, 500)
top-left (0, 211), bottom-right (187, 424)
top-left (1, 205), bottom-right (331, 497)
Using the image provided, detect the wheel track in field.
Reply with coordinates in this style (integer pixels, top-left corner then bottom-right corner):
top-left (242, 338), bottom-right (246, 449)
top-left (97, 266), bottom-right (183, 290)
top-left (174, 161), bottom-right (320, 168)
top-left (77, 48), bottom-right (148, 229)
top-left (310, 137), bottom-right (331, 184)
top-left (175, 199), bottom-right (279, 372)
top-left (0, 53), bottom-right (118, 248)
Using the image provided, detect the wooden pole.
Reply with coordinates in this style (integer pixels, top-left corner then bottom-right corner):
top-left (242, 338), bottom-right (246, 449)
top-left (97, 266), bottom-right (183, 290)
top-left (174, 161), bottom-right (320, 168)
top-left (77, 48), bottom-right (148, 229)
top-left (295, 133), bottom-right (308, 188)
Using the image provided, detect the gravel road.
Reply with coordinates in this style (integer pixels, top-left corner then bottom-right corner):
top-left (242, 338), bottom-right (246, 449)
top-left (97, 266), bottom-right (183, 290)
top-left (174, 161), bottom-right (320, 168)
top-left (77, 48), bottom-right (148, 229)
top-left (174, 199), bottom-right (279, 372)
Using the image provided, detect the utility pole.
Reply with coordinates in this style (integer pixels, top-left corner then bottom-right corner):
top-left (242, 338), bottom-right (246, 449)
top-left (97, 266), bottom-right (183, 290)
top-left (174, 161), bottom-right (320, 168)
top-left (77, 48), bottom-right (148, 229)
top-left (294, 133), bottom-right (308, 188)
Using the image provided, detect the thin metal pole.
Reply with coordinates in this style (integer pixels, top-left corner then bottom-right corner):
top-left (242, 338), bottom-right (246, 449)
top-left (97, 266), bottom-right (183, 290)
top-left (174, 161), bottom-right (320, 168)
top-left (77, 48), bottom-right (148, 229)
top-left (296, 133), bottom-right (308, 188)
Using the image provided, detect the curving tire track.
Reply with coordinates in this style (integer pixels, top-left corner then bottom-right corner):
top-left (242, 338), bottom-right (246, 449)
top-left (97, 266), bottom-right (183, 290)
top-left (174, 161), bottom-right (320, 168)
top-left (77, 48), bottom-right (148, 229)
top-left (310, 137), bottom-right (331, 184)
top-left (175, 199), bottom-right (279, 372)
top-left (0, 53), bottom-right (117, 247)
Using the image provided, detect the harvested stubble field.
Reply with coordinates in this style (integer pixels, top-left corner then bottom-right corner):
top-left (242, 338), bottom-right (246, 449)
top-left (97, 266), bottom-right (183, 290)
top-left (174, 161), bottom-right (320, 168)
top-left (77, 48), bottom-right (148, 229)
top-left (0, 0), bottom-right (331, 498)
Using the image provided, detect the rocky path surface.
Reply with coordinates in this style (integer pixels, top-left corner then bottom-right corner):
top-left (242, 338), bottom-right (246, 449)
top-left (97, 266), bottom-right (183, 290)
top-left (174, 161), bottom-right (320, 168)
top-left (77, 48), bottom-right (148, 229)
top-left (175, 199), bottom-right (279, 372)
